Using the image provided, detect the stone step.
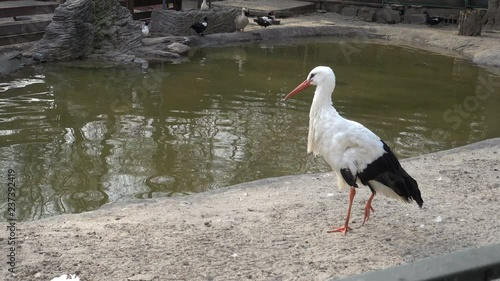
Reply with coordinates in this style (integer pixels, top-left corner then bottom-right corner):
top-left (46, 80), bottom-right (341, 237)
top-left (212, 0), bottom-right (316, 17)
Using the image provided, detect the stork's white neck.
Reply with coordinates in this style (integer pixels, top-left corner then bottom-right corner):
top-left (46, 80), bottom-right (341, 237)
top-left (307, 80), bottom-right (339, 154)
top-left (310, 80), bottom-right (337, 115)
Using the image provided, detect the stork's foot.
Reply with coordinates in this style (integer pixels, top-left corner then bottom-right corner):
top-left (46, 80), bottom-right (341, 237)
top-left (327, 225), bottom-right (352, 235)
top-left (362, 193), bottom-right (376, 226)
top-left (362, 204), bottom-right (375, 225)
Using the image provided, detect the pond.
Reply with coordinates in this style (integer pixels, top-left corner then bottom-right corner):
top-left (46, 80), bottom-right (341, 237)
top-left (1, 39), bottom-right (499, 221)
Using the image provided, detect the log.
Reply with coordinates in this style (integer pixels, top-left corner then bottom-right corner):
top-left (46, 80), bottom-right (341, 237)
top-left (458, 9), bottom-right (483, 36)
top-left (150, 7), bottom-right (240, 36)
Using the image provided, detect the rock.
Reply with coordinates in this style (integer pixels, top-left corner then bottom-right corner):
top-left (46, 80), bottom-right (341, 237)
top-left (358, 7), bottom-right (376, 22)
top-left (405, 14), bottom-right (428, 24)
top-left (142, 37), bottom-right (172, 46)
top-left (32, 0), bottom-right (142, 62)
top-left (340, 5), bottom-right (359, 17)
top-left (322, 3), bottom-right (344, 13)
top-left (144, 49), bottom-right (181, 59)
top-left (150, 7), bottom-right (240, 36)
top-left (375, 8), bottom-right (401, 24)
top-left (166, 42), bottom-right (190, 55)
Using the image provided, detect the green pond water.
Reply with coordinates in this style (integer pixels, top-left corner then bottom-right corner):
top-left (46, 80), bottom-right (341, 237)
top-left (1, 40), bottom-right (499, 221)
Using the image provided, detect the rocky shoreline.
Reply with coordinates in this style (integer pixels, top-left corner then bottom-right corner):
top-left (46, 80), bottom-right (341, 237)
top-left (2, 11), bottom-right (500, 76)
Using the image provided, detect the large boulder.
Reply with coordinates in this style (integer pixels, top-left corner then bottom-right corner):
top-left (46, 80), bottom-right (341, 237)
top-left (358, 7), bottom-right (376, 22)
top-left (405, 14), bottom-right (427, 24)
top-left (32, 0), bottom-right (141, 62)
top-left (375, 8), bottom-right (402, 24)
top-left (340, 5), bottom-right (359, 17)
top-left (150, 7), bottom-right (240, 36)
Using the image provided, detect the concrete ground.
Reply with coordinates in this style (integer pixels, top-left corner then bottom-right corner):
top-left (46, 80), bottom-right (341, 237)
top-left (5, 138), bottom-right (500, 280)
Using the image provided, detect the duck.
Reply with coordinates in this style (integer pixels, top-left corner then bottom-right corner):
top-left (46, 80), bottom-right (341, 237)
top-left (254, 11), bottom-right (275, 28)
top-left (142, 20), bottom-right (150, 37)
top-left (235, 7), bottom-right (249, 32)
top-left (424, 11), bottom-right (444, 26)
top-left (190, 16), bottom-right (208, 36)
top-left (200, 0), bottom-right (209, 11)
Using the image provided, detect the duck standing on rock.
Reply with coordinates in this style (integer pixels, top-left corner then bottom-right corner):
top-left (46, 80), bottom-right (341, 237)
top-left (235, 7), bottom-right (249, 32)
top-left (142, 20), bottom-right (150, 37)
top-left (200, 0), bottom-right (209, 11)
top-left (190, 17), bottom-right (208, 36)
top-left (424, 11), bottom-right (444, 27)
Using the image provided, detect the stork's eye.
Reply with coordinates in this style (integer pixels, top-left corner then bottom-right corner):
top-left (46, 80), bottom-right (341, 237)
top-left (310, 73), bottom-right (316, 80)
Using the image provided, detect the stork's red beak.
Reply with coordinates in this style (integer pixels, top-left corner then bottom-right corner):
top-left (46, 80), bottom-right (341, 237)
top-left (284, 80), bottom-right (311, 100)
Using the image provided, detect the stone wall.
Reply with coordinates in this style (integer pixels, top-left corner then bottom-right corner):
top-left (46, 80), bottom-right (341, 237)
top-left (322, 3), bottom-right (461, 24)
top-left (150, 7), bottom-right (240, 36)
top-left (32, 0), bottom-right (142, 62)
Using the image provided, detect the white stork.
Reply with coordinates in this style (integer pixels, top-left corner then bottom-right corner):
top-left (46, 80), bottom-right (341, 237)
top-left (285, 66), bottom-right (423, 235)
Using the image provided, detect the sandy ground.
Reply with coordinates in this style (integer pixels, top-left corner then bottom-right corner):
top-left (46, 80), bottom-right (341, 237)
top-left (2, 10), bottom-right (500, 281)
top-left (3, 138), bottom-right (499, 280)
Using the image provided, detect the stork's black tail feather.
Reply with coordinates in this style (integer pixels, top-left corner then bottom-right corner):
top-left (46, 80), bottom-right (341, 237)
top-left (359, 140), bottom-right (423, 207)
top-left (375, 168), bottom-right (423, 208)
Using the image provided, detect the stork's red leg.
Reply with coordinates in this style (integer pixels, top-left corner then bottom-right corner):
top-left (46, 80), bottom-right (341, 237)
top-left (328, 187), bottom-right (356, 235)
top-left (362, 192), bottom-right (375, 225)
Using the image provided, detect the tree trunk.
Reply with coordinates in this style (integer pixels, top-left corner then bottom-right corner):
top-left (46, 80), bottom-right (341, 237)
top-left (458, 9), bottom-right (483, 36)
top-left (483, 0), bottom-right (500, 28)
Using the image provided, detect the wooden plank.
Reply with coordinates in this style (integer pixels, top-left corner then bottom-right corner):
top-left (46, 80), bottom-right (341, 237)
top-left (0, 31), bottom-right (44, 45)
top-left (134, 0), bottom-right (164, 7)
top-left (0, 19), bottom-right (50, 36)
top-left (0, 1), bottom-right (59, 18)
top-left (133, 10), bottom-right (152, 20)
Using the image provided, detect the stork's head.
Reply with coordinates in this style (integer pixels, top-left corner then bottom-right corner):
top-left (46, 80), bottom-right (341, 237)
top-left (284, 66), bottom-right (336, 100)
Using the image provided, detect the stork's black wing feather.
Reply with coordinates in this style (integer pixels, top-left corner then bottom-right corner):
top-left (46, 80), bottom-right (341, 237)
top-left (357, 141), bottom-right (423, 207)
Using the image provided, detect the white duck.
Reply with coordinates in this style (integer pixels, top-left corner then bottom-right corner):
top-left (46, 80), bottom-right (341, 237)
top-left (285, 66), bottom-right (423, 235)
top-left (235, 7), bottom-right (249, 32)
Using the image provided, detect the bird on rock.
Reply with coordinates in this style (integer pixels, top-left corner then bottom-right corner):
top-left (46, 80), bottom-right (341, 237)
top-left (190, 16), bottom-right (208, 36)
top-left (235, 7), bottom-right (249, 32)
top-left (284, 66), bottom-right (424, 235)
top-left (200, 0), bottom-right (209, 11)
top-left (254, 11), bottom-right (275, 28)
top-left (142, 20), bottom-right (150, 37)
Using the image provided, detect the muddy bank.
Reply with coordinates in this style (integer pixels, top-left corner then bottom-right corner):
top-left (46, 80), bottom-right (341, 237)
top-left (4, 138), bottom-right (500, 281)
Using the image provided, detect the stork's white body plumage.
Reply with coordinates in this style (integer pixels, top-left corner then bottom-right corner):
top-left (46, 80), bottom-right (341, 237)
top-left (285, 66), bottom-right (423, 235)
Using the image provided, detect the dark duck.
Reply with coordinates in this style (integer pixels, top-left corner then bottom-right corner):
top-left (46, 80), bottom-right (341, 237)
top-left (190, 16), bottom-right (208, 36)
top-left (424, 11), bottom-right (444, 26)
top-left (254, 11), bottom-right (278, 27)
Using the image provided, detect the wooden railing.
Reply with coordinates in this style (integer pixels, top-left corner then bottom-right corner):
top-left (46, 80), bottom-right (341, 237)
top-left (124, 0), bottom-right (183, 19)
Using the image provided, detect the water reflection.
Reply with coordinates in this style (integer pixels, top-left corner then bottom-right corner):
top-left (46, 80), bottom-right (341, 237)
top-left (0, 41), bottom-right (499, 221)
